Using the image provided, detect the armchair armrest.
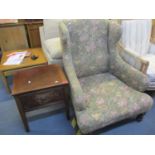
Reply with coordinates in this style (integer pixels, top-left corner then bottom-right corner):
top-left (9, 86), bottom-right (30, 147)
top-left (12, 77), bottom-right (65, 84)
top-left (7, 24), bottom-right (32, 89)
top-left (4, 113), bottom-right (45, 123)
top-left (110, 47), bottom-right (149, 92)
top-left (63, 53), bottom-right (87, 111)
top-left (118, 43), bottom-right (149, 74)
top-left (39, 26), bottom-right (51, 63)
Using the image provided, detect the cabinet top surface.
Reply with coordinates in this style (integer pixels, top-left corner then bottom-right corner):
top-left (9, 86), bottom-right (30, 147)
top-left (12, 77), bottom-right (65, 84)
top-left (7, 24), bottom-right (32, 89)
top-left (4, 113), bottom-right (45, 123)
top-left (0, 48), bottom-right (47, 71)
top-left (0, 20), bottom-right (43, 27)
top-left (12, 64), bottom-right (69, 95)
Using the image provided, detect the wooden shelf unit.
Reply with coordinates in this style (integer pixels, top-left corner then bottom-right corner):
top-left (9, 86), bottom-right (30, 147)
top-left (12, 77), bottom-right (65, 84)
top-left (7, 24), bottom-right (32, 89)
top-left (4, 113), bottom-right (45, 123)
top-left (0, 19), bottom-right (43, 52)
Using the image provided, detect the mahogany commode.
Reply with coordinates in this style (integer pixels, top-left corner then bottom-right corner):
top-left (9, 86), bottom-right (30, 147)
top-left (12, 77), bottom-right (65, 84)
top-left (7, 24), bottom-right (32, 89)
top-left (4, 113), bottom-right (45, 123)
top-left (12, 64), bottom-right (70, 132)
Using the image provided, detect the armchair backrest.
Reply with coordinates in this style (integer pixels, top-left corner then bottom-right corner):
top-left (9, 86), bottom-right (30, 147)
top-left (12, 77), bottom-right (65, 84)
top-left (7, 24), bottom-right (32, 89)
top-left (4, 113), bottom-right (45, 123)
top-left (43, 19), bottom-right (62, 40)
top-left (61, 19), bottom-right (110, 77)
top-left (121, 19), bottom-right (152, 56)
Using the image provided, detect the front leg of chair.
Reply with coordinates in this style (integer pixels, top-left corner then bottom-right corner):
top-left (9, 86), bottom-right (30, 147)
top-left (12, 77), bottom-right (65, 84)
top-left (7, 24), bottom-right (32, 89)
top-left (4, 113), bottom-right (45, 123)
top-left (136, 113), bottom-right (146, 122)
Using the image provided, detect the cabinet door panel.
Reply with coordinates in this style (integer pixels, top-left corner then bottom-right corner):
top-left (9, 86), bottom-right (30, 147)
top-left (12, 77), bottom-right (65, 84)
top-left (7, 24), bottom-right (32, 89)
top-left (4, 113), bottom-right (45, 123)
top-left (18, 87), bottom-right (64, 111)
top-left (0, 25), bottom-right (29, 51)
top-left (27, 23), bottom-right (42, 48)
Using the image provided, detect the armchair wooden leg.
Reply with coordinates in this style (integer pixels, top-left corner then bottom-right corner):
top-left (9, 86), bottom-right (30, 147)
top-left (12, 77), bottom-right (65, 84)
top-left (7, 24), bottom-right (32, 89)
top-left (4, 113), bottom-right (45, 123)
top-left (76, 129), bottom-right (82, 135)
top-left (136, 113), bottom-right (145, 122)
top-left (71, 117), bottom-right (82, 135)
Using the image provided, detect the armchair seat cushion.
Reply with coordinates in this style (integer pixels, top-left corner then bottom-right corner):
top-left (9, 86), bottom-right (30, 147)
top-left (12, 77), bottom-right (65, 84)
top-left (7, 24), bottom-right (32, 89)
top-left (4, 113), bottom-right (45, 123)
top-left (44, 37), bottom-right (62, 59)
top-left (142, 54), bottom-right (155, 82)
top-left (76, 73), bottom-right (153, 134)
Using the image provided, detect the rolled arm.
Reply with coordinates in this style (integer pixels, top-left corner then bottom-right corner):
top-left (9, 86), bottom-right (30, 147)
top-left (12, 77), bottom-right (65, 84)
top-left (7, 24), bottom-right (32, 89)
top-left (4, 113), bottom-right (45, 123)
top-left (118, 43), bottom-right (149, 74)
top-left (110, 48), bottom-right (149, 92)
top-left (63, 54), bottom-right (87, 111)
top-left (39, 26), bottom-right (51, 63)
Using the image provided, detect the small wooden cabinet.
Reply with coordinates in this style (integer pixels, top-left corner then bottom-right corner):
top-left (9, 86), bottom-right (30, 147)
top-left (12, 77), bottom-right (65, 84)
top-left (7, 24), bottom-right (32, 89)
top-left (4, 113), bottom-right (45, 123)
top-left (12, 64), bottom-right (70, 132)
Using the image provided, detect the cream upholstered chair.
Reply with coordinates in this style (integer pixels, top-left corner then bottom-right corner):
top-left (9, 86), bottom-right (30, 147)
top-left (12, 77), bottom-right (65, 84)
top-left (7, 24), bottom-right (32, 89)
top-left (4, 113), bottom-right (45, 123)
top-left (39, 19), bottom-right (63, 65)
top-left (59, 19), bottom-right (153, 134)
top-left (120, 19), bottom-right (155, 90)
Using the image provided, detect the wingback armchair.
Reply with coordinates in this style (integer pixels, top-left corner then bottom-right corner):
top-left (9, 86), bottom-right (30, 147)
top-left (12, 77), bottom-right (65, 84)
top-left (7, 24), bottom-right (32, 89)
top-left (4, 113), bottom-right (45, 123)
top-left (120, 19), bottom-right (155, 90)
top-left (59, 20), bottom-right (153, 134)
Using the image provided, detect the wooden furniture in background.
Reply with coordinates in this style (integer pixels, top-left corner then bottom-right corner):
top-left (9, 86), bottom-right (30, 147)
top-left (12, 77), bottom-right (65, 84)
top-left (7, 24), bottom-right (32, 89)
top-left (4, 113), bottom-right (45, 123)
top-left (12, 64), bottom-right (69, 132)
top-left (0, 19), bottom-right (18, 24)
top-left (151, 19), bottom-right (155, 43)
top-left (0, 24), bottom-right (29, 51)
top-left (25, 21), bottom-right (43, 48)
top-left (0, 20), bottom-right (43, 51)
top-left (0, 48), bottom-right (47, 93)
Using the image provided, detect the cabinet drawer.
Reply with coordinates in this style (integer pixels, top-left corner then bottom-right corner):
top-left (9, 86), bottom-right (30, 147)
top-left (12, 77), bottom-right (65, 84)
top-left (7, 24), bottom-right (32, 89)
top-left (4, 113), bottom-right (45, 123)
top-left (18, 87), bottom-right (64, 111)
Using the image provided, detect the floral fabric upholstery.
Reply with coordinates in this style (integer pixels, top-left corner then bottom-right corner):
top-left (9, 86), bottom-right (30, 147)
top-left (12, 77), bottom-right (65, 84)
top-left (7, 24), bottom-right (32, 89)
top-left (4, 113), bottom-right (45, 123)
top-left (63, 53), bottom-right (89, 111)
top-left (63, 20), bottom-right (109, 77)
top-left (77, 73), bottom-right (152, 133)
top-left (108, 22), bottom-right (149, 92)
top-left (60, 19), bottom-right (153, 134)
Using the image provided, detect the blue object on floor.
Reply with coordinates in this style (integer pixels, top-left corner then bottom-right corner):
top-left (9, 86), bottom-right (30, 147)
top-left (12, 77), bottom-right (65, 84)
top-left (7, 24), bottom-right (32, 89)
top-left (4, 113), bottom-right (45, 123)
top-left (0, 76), bottom-right (155, 135)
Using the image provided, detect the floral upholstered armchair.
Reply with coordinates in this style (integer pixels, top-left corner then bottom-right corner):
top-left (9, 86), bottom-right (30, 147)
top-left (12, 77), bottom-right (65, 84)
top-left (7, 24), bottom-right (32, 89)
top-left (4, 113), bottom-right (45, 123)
top-left (59, 20), bottom-right (153, 134)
